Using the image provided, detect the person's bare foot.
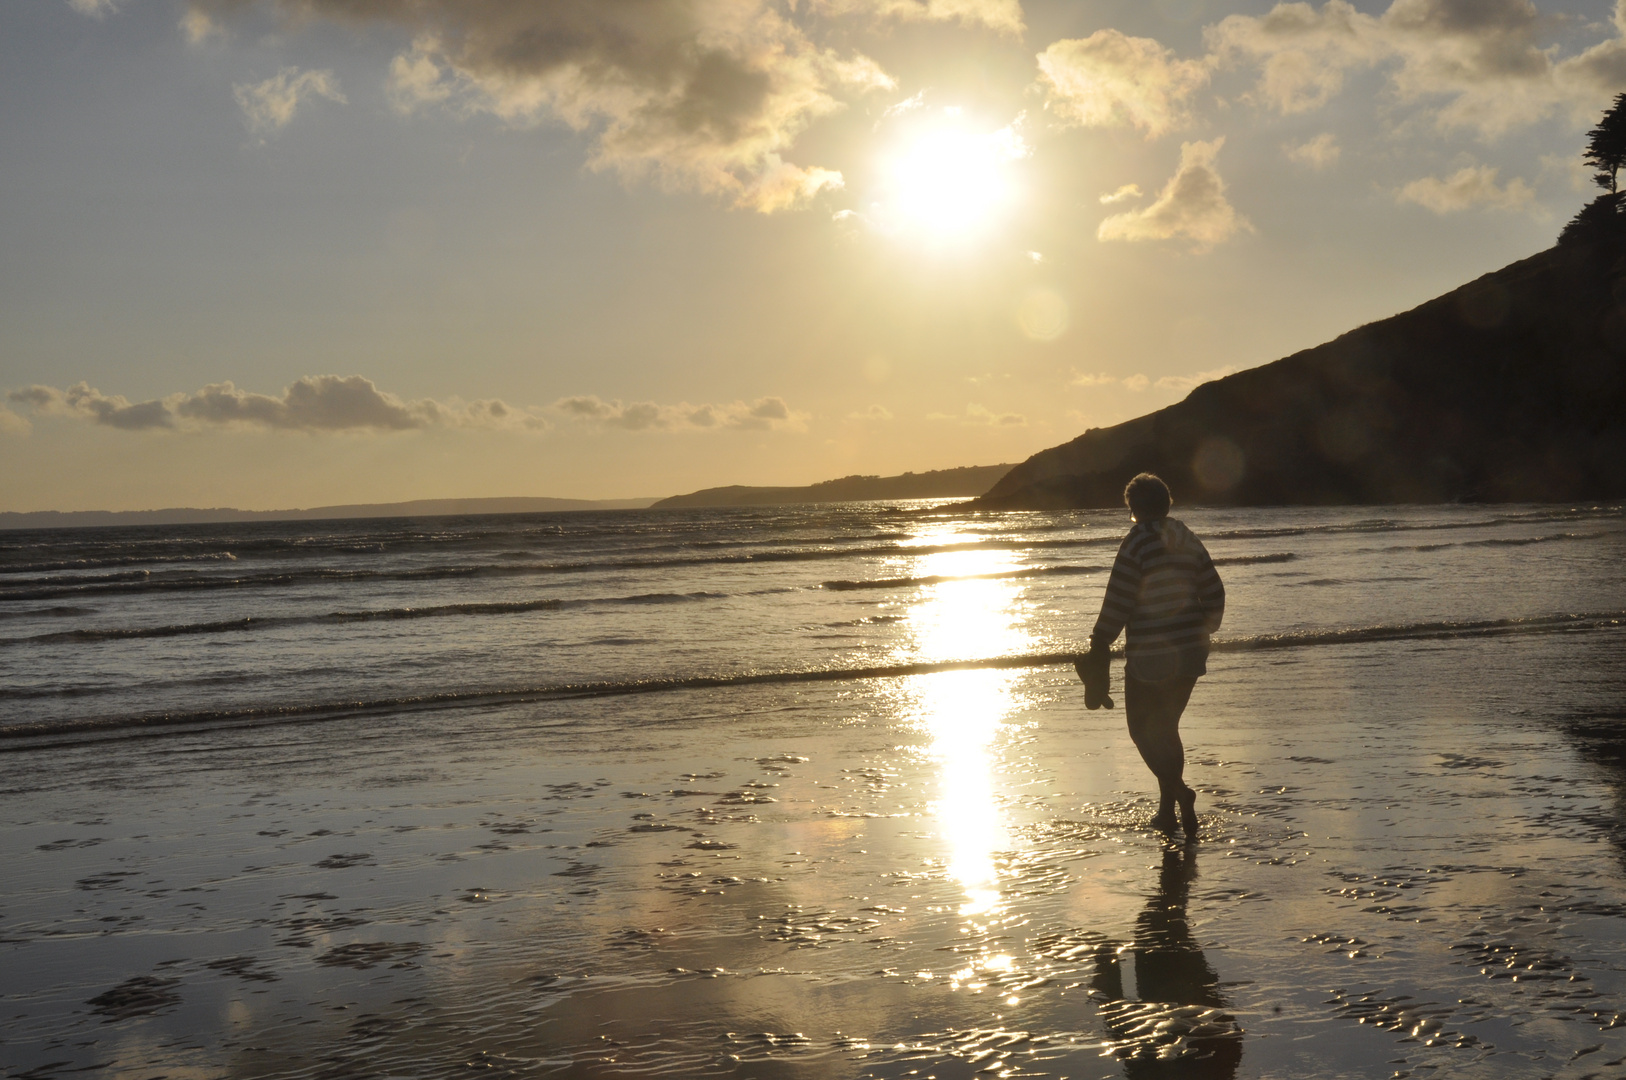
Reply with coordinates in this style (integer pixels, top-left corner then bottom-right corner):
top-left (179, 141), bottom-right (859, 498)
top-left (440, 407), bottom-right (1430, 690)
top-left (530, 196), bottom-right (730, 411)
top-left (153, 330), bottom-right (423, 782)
top-left (1178, 786), bottom-right (1199, 839)
top-left (1150, 807), bottom-right (1178, 833)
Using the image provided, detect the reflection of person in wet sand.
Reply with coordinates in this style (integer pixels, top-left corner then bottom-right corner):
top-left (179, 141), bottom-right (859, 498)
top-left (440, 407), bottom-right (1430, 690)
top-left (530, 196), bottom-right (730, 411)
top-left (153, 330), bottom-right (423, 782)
top-left (1091, 847), bottom-right (1242, 1077)
top-left (1081, 473), bottom-right (1224, 837)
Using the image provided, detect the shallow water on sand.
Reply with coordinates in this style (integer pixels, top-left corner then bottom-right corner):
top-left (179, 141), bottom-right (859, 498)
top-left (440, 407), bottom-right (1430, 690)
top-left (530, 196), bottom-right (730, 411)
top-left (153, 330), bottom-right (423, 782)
top-left (3, 504), bottom-right (1626, 1078)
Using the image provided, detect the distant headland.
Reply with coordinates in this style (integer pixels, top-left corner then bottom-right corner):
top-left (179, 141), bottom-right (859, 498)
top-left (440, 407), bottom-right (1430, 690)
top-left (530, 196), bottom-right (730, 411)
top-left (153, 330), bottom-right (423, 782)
top-left (652, 464), bottom-right (1014, 508)
top-left (0, 468), bottom-right (1019, 530)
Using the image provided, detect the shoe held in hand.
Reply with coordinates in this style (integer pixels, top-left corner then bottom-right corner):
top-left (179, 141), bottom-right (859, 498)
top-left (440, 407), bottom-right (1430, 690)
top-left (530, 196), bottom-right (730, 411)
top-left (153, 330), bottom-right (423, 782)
top-left (1074, 646), bottom-right (1114, 710)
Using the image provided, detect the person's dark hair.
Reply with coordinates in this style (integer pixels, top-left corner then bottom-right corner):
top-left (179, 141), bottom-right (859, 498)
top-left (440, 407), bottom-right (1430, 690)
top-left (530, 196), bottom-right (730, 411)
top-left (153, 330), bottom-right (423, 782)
top-left (1124, 473), bottom-right (1172, 522)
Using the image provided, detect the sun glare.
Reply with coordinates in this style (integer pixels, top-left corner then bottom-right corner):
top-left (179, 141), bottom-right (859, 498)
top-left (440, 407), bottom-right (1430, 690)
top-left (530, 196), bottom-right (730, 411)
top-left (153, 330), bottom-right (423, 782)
top-left (878, 111), bottom-right (1028, 242)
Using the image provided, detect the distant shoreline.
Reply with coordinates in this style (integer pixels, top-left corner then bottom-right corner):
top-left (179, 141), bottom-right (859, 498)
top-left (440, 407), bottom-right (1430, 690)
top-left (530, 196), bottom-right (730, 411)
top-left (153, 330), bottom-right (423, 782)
top-left (3, 463), bottom-right (1021, 530)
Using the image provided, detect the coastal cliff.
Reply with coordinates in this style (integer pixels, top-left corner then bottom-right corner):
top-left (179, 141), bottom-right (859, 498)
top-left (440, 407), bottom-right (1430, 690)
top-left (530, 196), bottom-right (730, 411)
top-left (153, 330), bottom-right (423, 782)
top-left (977, 238), bottom-right (1626, 509)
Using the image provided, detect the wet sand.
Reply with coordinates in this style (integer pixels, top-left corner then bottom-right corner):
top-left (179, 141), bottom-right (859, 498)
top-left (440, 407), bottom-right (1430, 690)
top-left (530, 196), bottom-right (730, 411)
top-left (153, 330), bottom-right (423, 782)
top-left (5, 624), bottom-right (1626, 1078)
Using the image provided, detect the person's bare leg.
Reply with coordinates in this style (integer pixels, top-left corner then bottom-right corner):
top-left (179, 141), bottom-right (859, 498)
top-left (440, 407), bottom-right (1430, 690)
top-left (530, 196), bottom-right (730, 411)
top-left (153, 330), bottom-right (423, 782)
top-left (1125, 677), bottom-right (1198, 835)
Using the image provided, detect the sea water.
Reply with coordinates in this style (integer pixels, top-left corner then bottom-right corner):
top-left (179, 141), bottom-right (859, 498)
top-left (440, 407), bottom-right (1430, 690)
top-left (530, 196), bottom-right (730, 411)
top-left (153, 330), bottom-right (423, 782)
top-left (1, 502), bottom-right (1624, 1077)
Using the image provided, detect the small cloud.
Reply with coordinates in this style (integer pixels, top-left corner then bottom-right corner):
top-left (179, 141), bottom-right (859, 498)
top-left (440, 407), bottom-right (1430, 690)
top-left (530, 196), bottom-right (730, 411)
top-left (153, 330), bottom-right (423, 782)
top-left (1284, 132), bottom-right (1340, 169)
top-left (67, 0), bottom-right (120, 16)
top-left (551, 395), bottom-right (807, 432)
top-left (1038, 29), bottom-right (1211, 138)
top-left (737, 155), bottom-right (844, 214)
top-left (1073, 368), bottom-right (1229, 391)
top-left (879, 91), bottom-right (927, 127)
top-left (234, 68), bottom-right (346, 134)
top-left (1539, 152), bottom-right (1594, 193)
top-left (929, 404), bottom-right (1026, 425)
top-left (0, 404), bottom-right (31, 436)
top-left (848, 404), bottom-right (894, 421)
top-left (1396, 164), bottom-right (1535, 213)
top-left (180, 9), bottom-right (221, 43)
top-left (9, 376), bottom-right (537, 433)
top-left (1070, 372), bottom-right (1122, 387)
top-left (1025, 250), bottom-right (1045, 263)
top-left (1156, 365), bottom-right (1239, 391)
top-left (812, 0), bottom-right (1024, 34)
top-left (11, 383), bottom-right (173, 430)
top-left (1099, 183), bottom-right (1144, 205)
top-left (1098, 138), bottom-right (1251, 251)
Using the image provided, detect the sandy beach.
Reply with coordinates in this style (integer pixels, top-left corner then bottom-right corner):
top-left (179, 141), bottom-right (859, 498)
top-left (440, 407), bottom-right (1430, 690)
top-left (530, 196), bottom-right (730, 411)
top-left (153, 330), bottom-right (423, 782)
top-left (6, 609), bottom-right (1626, 1078)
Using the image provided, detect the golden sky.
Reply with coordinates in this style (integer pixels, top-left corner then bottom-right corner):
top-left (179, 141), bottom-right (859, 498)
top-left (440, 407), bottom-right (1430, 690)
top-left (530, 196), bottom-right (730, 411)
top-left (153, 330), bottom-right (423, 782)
top-left (3, 0), bottom-right (1622, 509)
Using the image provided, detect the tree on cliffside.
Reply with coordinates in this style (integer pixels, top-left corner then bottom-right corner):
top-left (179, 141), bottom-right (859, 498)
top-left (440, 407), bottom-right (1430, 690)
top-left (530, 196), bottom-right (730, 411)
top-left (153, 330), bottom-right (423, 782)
top-left (1586, 93), bottom-right (1626, 194)
top-left (1563, 94), bottom-right (1626, 244)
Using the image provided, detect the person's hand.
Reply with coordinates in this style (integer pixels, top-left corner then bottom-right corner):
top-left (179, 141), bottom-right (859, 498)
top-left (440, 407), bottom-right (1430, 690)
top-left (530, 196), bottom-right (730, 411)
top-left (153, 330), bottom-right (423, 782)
top-left (1074, 645), bottom-right (1114, 709)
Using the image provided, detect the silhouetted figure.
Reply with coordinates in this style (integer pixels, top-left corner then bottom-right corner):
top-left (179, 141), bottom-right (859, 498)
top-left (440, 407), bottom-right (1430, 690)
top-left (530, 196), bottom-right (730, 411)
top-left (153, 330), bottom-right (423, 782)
top-left (1080, 473), bottom-right (1224, 837)
top-left (1090, 847), bottom-right (1242, 1077)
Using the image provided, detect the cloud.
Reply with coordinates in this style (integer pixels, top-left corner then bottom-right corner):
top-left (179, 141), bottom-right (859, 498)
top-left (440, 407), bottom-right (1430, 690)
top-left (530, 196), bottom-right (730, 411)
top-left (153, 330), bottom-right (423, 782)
top-left (1038, 29), bottom-right (1211, 137)
top-left (1206, 0), bottom-right (1626, 139)
top-left (743, 155), bottom-right (844, 214)
top-left (1098, 138), bottom-right (1250, 250)
top-left (879, 92), bottom-right (927, 126)
top-left (67, 0), bottom-right (120, 16)
top-left (0, 405), bottom-right (31, 436)
top-left (181, 9), bottom-right (222, 44)
top-left (1070, 372), bottom-right (1121, 387)
top-left (552, 395), bottom-right (807, 432)
top-left (848, 404), bottom-right (894, 421)
top-left (1395, 164), bottom-right (1536, 212)
top-left (196, 1), bottom-right (898, 214)
top-left (234, 68), bottom-right (345, 134)
top-left (929, 404), bottom-right (1026, 425)
top-left (11, 383), bottom-right (175, 430)
top-left (9, 377), bottom-right (535, 433)
top-left (1285, 132), bottom-right (1340, 168)
top-left (809, 0), bottom-right (1023, 34)
top-left (1073, 371), bottom-right (1148, 391)
top-left (1205, 1), bottom-right (1382, 116)
top-left (1156, 365), bottom-right (1239, 391)
top-left (1099, 183), bottom-right (1144, 205)
top-left (1072, 367), bottom-right (1237, 392)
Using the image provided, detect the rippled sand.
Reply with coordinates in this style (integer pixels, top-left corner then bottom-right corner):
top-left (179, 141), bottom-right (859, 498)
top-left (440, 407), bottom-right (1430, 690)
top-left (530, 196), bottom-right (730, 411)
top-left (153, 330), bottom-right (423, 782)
top-left (5, 623), bottom-right (1626, 1078)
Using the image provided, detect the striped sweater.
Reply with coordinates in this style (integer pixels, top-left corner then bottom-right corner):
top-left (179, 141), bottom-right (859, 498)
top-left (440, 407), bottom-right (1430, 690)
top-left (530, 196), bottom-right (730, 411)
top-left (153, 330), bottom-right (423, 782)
top-left (1090, 516), bottom-right (1225, 683)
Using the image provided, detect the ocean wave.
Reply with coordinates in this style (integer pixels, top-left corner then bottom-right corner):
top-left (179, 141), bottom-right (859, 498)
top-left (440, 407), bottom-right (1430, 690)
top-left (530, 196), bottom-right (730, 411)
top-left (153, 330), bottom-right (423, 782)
top-left (0, 552), bottom-right (239, 575)
top-left (13, 509), bottom-right (1618, 603)
top-left (1391, 530), bottom-right (1617, 553)
top-left (6, 610), bottom-right (1619, 747)
top-left (1200, 507), bottom-right (1625, 544)
top-left (0, 605), bottom-right (97, 621)
top-left (0, 538), bottom-right (1123, 602)
top-left (821, 564), bottom-right (1109, 592)
top-left (0, 591), bottom-right (728, 647)
top-left (819, 552), bottom-right (1295, 592)
top-left (0, 525), bottom-right (924, 575)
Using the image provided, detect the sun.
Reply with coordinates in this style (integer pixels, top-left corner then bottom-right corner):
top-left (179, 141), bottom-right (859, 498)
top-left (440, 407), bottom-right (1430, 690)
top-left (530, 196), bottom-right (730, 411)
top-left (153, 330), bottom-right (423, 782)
top-left (877, 109), bottom-right (1029, 242)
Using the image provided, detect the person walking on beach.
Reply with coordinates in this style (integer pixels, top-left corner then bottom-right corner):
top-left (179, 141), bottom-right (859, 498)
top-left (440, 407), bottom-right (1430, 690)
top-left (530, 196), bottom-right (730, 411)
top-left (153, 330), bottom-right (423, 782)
top-left (1078, 473), bottom-right (1224, 838)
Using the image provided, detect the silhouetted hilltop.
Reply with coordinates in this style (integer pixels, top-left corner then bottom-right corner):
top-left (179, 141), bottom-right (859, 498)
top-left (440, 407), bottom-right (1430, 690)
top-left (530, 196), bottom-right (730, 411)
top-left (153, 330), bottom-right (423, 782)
top-left (978, 239), bottom-right (1626, 509)
top-left (655, 464), bottom-right (1014, 508)
top-left (0, 496), bottom-right (659, 530)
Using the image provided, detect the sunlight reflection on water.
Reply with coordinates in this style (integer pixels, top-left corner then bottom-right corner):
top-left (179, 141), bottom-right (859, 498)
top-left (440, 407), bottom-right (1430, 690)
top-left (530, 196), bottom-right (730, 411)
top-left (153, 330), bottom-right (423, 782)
top-left (900, 532), bottom-right (1035, 918)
